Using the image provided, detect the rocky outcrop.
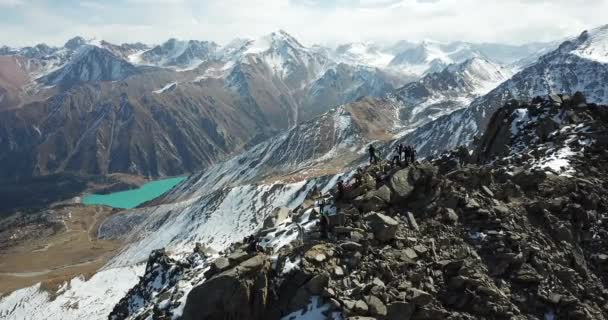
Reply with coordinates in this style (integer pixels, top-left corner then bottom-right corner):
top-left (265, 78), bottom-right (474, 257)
top-left (115, 94), bottom-right (608, 320)
top-left (183, 254), bottom-right (272, 320)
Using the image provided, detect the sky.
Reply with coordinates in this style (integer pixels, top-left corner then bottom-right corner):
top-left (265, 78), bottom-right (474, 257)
top-left (1, 0), bottom-right (607, 47)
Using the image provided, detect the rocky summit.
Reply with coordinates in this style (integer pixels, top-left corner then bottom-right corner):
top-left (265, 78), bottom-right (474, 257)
top-left (108, 93), bottom-right (608, 320)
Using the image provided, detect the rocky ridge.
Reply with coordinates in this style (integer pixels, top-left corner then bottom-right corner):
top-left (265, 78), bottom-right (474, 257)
top-left (109, 93), bottom-right (608, 320)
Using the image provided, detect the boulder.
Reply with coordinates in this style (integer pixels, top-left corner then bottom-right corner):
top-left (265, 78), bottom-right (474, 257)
top-left (204, 257), bottom-right (231, 278)
top-left (443, 208), bottom-right (459, 223)
top-left (354, 187), bottom-right (391, 213)
top-left (409, 288), bottom-right (432, 306)
top-left (386, 302), bottom-right (414, 320)
top-left (389, 168), bottom-right (415, 202)
top-left (365, 212), bottom-right (398, 242)
top-left (227, 250), bottom-right (252, 265)
top-left (183, 255), bottom-right (271, 320)
top-left (365, 295), bottom-right (387, 317)
top-left (305, 273), bottom-right (329, 295)
top-left (354, 300), bottom-right (369, 314)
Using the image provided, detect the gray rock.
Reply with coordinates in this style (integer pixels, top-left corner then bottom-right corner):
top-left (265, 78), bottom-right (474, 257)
top-left (403, 248), bottom-right (418, 260)
top-left (340, 241), bottom-right (364, 251)
top-left (306, 273), bottom-right (329, 295)
top-left (365, 212), bottom-right (399, 242)
top-left (481, 185), bottom-right (494, 197)
top-left (386, 302), bottom-right (414, 320)
top-left (406, 212), bottom-right (419, 231)
top-left (334, 266), bottom-right (345, 277)
top-left (183, 255), bottom-right (270, 320)
top-left (409, 288), bottom-right (432, 306)
top-left (443, 208), bottom-right (459, 223)
top-left (389, 168), bottom-right (415, 202)
top-left (365, 295), bottom-right (387, 317)
top-left (354, 300), bottom-right (369, 314)
top-left (227, 250), bottom-right (252, 265)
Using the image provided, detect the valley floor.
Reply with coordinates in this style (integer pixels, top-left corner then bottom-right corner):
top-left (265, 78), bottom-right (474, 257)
top-left (0, 205), bottom-right (122, 295)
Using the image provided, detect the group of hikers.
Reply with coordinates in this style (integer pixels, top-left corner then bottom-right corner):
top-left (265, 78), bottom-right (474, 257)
top-left (368, 143), bottom-right (417, 167)
top-left (244, 142), bottom-right (419, 249)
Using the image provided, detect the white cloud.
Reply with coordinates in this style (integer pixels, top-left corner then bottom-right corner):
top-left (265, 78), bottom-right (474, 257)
top-left (0, 0), bottom-right (606, 47)
top-left (0, 0), bottom-right (23, 7)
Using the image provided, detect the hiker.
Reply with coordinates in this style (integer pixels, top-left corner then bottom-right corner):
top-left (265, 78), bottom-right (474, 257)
top-left (310, 185), bottom-right (321, 199)
top-left (410, 146), bottom-right (417, 165)
top-left (391, 146), bottom-right (401, 167)
top-left (245, 235), bottom-right (258, 253)
top-left (319, 214), bottom-right (329, 239)
top-left (456, 146), bottom-right (469, 166)
top-left (368, 144), bottom-right (378, 165)
top-left (403, 146), bottom-right (410, 166)
top-left (336, 180), bottom-right (345, 200)
top-left (318, 198), bottom-right (325, 215)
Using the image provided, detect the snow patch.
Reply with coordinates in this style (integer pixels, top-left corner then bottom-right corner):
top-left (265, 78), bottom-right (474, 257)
top-left (153, 82), bottom-right (177, 94)
top-left (0, 265), bottom-right (144, 320)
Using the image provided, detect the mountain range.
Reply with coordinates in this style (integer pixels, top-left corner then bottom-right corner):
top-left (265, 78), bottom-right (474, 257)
top-left (2, 24), bottom-right (608, 320)
top-left (0, 31), bottom-right (553, 182)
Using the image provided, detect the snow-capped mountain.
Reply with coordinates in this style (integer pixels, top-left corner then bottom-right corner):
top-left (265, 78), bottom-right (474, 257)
top-left (327, 40), bottom-right (554, 78)
top-left (393, 57), bottom-right (512, 130)
top-left (135, 39), bottom-right (219, 70)
top-left (39, 45), bottom-right (139, 88)
top-left (389, 40), bottom-right (486, 76)
top-left (398, 25), bottom-right (608, 157)
top-left (331, 42), bottom-right (394, 68)
top-left (301, 63), bottom-right (402, 119)
top-left (1, 24), bottom-right (608, 320)
top-left (228, 30), bottom-right (332, 88)
top-left (0, 30), bottom-right (403, 181)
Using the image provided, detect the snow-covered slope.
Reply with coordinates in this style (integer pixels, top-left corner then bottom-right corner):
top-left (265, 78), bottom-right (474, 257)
top-left (39, 46), bottom-right (138, 88)
top-left (389, 41), bottom-right (485, 76)
top-left (332, 42), bottom-right (394, 68)
top-left (392, 57), bottom-right (512, 131)
top-left (572, 26), bottom-right (608, 63)
top-left (135, 39), bottom-right (219, 70)
top-left (0, 265), bottom-right (144, 320)
top-left (398, 25), bottom-right (608, 157)
top-left (232, 30), bottom-right (332, 87)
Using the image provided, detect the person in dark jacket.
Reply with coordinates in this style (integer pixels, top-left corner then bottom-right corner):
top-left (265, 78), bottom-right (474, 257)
top-left (368, 144), bottom-right (378, 165)
top-left (403, 145), bottom-right (410, 166)
top-left (391, 147), bottom-right (401, 167)
top-left (410, 146), bottom-right (417, 165)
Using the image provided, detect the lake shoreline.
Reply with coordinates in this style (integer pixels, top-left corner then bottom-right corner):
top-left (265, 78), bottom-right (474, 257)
top-left (81, 176), bottom-right (187, 209)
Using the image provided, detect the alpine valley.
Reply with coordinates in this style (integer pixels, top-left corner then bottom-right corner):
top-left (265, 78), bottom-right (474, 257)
top-left (0, 24), bottom-right (607, 320)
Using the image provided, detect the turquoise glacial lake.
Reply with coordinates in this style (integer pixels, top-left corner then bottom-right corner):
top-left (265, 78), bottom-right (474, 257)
top-left (82, 176), bottom-right (187, 209)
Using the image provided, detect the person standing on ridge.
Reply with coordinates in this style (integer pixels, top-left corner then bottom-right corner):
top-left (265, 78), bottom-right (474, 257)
top-left (403, 145), bottom-right (410, 167)
top-left (368, 144), bottom-right (378, 165)
top-left (411, 146), bottom-right (417, 165)
top-left (391, 146), bottom-right (401, 167)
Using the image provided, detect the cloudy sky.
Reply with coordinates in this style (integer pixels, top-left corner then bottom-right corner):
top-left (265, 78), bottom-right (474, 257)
top-left (1, 0), bottom-right (607, 47)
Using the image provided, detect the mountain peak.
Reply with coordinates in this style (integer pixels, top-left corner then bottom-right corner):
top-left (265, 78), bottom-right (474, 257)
top-left (572, 24), bottom-right (608, 63)
top-left (244, 30), bottom-right (305, 54)
top-left (64, 36), bottom-right (87, 50)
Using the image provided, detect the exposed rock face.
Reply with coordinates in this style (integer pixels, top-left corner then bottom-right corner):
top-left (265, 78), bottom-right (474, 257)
top-left (183, 255), bottom-right (272, 320)
top-left (110, 249), bottom-right (192, 320)
top-left (109, 94), bottom-right (608, 320)
top-left (365, 212), bottom-right (398, 242)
